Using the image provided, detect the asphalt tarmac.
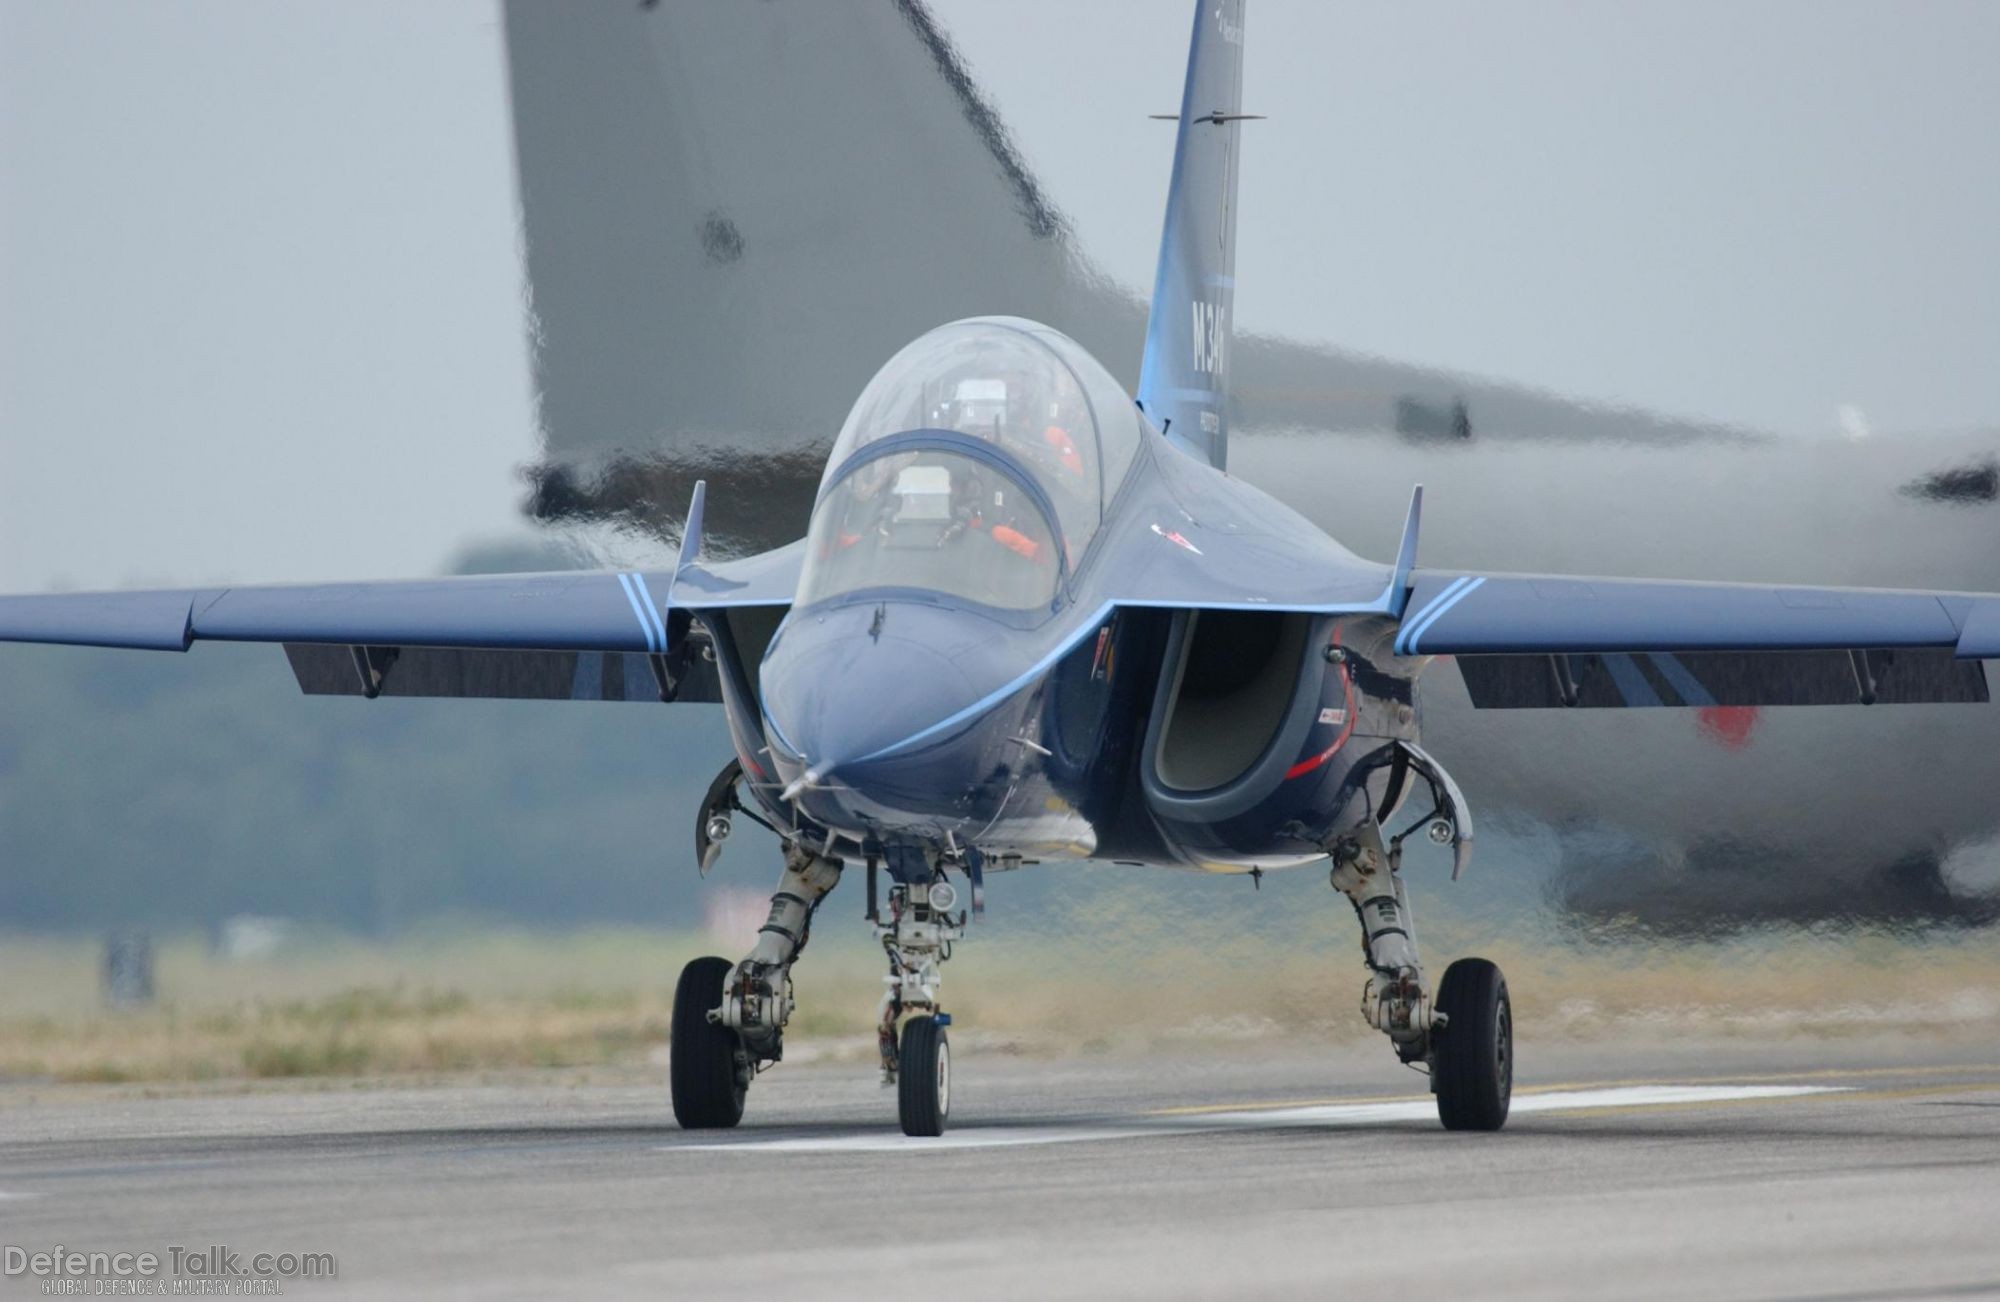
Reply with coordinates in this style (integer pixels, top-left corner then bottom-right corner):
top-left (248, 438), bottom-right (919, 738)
top-left (3, 1036), bottom-right (1998, 1300)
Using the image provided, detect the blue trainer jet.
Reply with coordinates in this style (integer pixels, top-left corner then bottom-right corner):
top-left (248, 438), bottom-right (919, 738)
top-left (3, 1), bottom-right (1995, 1136)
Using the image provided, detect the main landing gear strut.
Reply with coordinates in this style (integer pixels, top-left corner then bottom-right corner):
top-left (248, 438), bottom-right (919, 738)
top-left (1328, 822), bottom-right (1512, 1130)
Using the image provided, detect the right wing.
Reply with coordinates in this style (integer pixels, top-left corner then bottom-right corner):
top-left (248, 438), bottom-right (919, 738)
top-left (0, 570), bottom-right (679, 654)
top-left (0, 525), bottom-right (802, 705)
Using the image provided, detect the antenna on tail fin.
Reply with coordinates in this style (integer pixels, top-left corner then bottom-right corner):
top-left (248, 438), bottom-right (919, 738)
top-left (1137, 0), bottom-right (1251, 471)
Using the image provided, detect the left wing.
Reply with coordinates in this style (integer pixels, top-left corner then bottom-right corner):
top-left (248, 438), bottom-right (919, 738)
top-left (1395, 569), bottom-right (2000, 709)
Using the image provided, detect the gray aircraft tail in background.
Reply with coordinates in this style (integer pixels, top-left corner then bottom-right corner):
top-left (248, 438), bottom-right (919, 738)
top-left (501, 0), bottom-right (1766, 551)
top-left (500, 0), bottom-right (1999, 925)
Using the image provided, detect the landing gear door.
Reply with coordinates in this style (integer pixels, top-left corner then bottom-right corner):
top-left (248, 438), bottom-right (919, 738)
top-left (1396, 740), bottom-right (1474, 880)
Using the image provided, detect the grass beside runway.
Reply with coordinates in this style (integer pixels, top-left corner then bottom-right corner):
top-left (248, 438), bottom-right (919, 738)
top-left (1, 909), bottom-right (1997, 1086)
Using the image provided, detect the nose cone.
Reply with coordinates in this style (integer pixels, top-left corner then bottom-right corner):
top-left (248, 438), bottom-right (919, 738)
top-left (760, 603), bottom-right (983, 775)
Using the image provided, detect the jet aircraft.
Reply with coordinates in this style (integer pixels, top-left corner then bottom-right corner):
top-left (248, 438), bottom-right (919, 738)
top-left (3, 1), bottom-right (1996, 1135)
top-left (499, 0), bottom-right (2000, 929)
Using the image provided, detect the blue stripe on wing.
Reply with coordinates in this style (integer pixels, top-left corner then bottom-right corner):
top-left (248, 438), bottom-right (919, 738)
top-left (1601, 653), bottom-right (1663, 707)
top-left (1395, 574), bottom-right (1484, 655)
top-left (1406, 577), bottom-right (1485, 654)
top-left (615, 573), bottom-right (658, 652)
top-left (632, 574), bottom-right (670, 650)
top-left (1645, 652), bottom-right (1718, 707)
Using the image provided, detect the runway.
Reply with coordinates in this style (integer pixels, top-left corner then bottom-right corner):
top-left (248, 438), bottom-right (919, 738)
top-left (3, 1037), bottom-right (1998, 1300)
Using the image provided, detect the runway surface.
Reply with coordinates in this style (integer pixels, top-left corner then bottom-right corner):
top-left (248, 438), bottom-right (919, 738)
top-left (3, 1036), bottom-right (1998, 1300)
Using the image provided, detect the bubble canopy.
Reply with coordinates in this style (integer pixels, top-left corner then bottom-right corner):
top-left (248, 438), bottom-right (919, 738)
top-left (799, 318), bottom-right (1145, 611)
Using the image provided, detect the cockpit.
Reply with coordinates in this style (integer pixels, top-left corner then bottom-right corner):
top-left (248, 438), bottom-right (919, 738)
top-left (798, 317), bottom-right (1144, 612)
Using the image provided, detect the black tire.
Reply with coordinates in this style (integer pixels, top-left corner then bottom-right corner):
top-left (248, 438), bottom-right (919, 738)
top-left (670, 956), bottom-right (747, 1129)
top-left (1432, 957), bottom-right (1512, 1132)
top-left (897, 1015), bottom-right (950, 1137)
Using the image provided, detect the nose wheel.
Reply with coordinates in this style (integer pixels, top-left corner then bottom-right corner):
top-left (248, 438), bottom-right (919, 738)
top-left (1431, 957), bottom-right (1512, 1131)
top-left (897, 1014), bottom-right (951, 1136)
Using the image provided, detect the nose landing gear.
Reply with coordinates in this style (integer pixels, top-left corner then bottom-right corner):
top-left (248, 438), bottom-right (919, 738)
top-left (876, 875), bottom-right (965, 1136)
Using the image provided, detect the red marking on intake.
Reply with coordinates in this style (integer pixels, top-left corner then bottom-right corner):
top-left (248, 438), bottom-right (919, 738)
top-left (1287, 630), bottom-right (1358, 780)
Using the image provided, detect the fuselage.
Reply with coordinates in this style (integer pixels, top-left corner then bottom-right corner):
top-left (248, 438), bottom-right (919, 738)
top-left (759, 599), bottom-right (1420, 874)
top-left (724, 317), bottom-right (1424, 874)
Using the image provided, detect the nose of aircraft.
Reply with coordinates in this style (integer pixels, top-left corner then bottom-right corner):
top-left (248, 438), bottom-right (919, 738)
top-left (758, 602), bottom-right (988, 783)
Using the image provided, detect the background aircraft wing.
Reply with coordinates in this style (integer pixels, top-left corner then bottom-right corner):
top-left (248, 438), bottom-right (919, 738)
top-left (1394, 568), bottom-right (1999, 708)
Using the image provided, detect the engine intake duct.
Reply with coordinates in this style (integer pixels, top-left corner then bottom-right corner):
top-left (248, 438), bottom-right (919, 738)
top-left (1141, 608), bottom-right (1321, 822)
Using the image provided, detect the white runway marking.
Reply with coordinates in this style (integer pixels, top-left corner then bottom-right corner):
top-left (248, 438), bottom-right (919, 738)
top-left (679, 1126), bottom-right (1152, 1154)
top-left (669, 1083), bottom-right (1846, 1154)
top-left (1203, 1083), bottom-right (1846, 1128)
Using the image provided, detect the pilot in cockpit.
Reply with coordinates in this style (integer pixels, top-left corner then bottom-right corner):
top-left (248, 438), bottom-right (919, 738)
top-left (902, 376), bottom-right (1048, 569)
top-left (936, 377), bottom-right (1010, 442)
top-left (806, 364), bottom-right (1066, 609)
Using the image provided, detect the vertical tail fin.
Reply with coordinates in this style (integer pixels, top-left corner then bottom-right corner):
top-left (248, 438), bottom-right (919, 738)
top-left (1137, 0), bottom-right (1250, 470)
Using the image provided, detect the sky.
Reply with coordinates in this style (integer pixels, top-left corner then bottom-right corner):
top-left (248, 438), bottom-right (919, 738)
top-left (1, 1), bottom-right (533, 591)
top-left (934, 0), bottom-right (2000, 438)
top-left (4, 0), bottom-right (1998, 591)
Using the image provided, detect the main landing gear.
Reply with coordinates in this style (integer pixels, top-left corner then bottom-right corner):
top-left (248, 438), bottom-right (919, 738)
top-left (670, 842), bottom-right (841, 1130)
top-left (668, 846), bottom-right (970, 1136)
top-left (1328, 824), bottom-right (1512, 1131)
top-left (668, 956), bottom-right (747, 1128)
